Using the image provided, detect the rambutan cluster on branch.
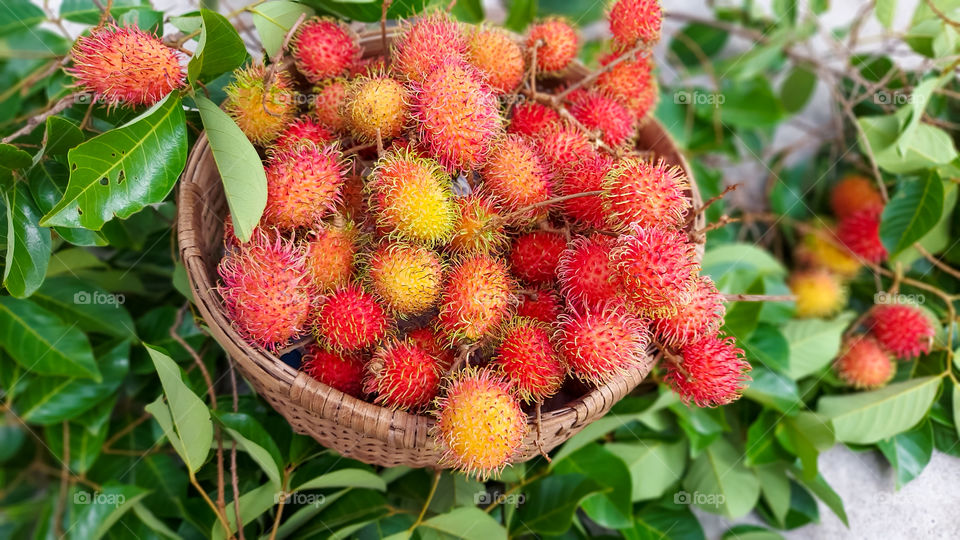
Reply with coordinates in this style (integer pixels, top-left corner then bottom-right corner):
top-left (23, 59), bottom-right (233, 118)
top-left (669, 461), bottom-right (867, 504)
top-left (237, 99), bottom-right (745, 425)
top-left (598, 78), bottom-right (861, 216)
top-left (214, 0), bottom-right (755, 479)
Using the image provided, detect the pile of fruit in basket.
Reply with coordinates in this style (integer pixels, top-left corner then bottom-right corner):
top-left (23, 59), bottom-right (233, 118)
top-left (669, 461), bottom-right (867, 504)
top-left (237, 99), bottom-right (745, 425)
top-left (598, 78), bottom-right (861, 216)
top-left (209, 0), bottom-right (752, 478)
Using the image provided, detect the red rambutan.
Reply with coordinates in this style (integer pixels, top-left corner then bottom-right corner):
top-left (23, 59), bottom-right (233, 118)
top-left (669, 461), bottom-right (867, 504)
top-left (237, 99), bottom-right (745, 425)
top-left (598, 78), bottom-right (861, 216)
top-left (603, 157), bottom-right (690, 230)
top-left (494, 318), bottom-right (565, 402)
top-left (526, 18), bottom-right (578, 72)
top-left (313, 78), bottom-right (349, 131)
top-left (508, 102), bottom-right (562, 137)
top-left (557, 305), bottom-right (649, 385)
top-left (510, 231), bottom-right (568, 285)
top-left (665, 334), bottom-right (751, 407)
top-left (412, 60), bottom-right (502, 171)
top-left (218, 229), bottom-right (314, 350)
top-left (448, 192), bottom-right (508, 255)
top-left (262, 141), bottom-right (347, 230)
top-left (392, 12), bottom-right (467, 83)
top-left (558, 153), bottom-right (615, 229)
top-left (438, 254), bottom-right (515, 342)
top-left (609, 0), bottom-right (663, 49)
top-left (837, 208), bottom-right (887, 264)
top-left (301, 344), bottom-right (366, 397)
top-left (273, 117), bottom-right (334, 152)
top-left (867, 304), bottom-right (934, 359)
top-left (834, 335), bottom-right (894, 389)
top-left (567, 89), bottom-right (636, 147)
top-left (611, 224), bottom-right (698, 317)
top-left (831, 174), bottom-right (884, 218)
top-left (481, 135), bottom-right (554, 216)
top-left (596, 52), bottom-right (658, 119)
top-left (467, 27), bottom-right (524, 94)
top-left (537, 123), bottom-right (598, 173)
top-left (557, 234), bottom-right (620, 309)
top-left (407, 327), bottom-right (456, 370)
top-left (68, 23), bottom-right (184, 108)
top-left (652, 276), bottom-right (725, 347)
top-left (516, 288), bottom-right (562, 324)
top-left (291, 17), bottom-right (360, 83)
top-left (365, 339), bottom-right (442, 410)
top-left (315, 285), bottom-right (390, 351)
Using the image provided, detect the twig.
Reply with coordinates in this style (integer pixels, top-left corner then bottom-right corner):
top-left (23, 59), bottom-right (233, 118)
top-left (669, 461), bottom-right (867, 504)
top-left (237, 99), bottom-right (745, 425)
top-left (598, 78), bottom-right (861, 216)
top-left (381, 0), bottom-right (393, 61)
top-left (275, 335), bottom-right (312, 356)
top-left (268, 468), bottom-right (290, 540)
top-left (685, 184), bottom-right (740, 226)
top-left (692, 215), bottom-right (741, 238)
top-left (52, 422), bottom-right (70, 538)
top-left (343, 141), bottom-right (377, 156)
top-left (723, 294), bottom-right (796, 302)
top-left (1, 93), bottom-right (79, 144)
top-left (915, 243), bottom-right (960, 281)
top-left (492, 191), bottom-right (604, 226)
top-left (555, 41), bottom-right (649, 102)
top-left (191, 474), bottom-right (235, 540)
top-left (376, 127), bottom-right (384, 156)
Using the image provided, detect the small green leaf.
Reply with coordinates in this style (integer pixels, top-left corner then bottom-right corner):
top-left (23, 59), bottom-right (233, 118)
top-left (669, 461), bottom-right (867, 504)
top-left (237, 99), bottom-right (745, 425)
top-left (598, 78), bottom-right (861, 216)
top-left (3, 181), bottom-right (51, 297)
top-left (68, 483), bottom-right (149, 540)
top-left (780, 65), bottom-right (816, 113)
top-left (876, 0), bottom-right (897, 28)
top-left (744, 367), bottom-right (802, 412)
top-left (31, 276), bottom-right (135, 338)
top-left (552, 444), bottom-right (633, 529)
top-left (625, 504), bottom-right (705, 540)
top-left (880, 172), bottom-right (944, 257)
top-left (670, 23), bottom-right (729, 67)
top-left (449, 0), bottom-right (484, 22)
top-left (40, 93), bottom-right (187, 230)
top-left (775, 412), bottom-right (835, 480)
top-left (294, 468), bottom-right (387, 492)
top-left (818, 376), bottom-right (940, 444)
top-left (419, 507), bottom-right (506, 540)
top-left (718, 78), bottom-right (785, 128)
top-left (782, 312), bottom-right (855, 379)
top-left (251, 1), bottom-right (316, 59)
top-left (188, 9), bottom-right (247, 84)
top-left (0, 296), bottom-right (99, 380)
top-left (216, 412), bottom-right (283, 485)
top-left (790, 469), bottom-right (848, 526)
top-left (212, 481), bottom-right (280, 540)
top-left (44, 396), bottom-right (115, 473)
top-left (859, 114), bottom-right (958, 173)
top-left (876, 418), bottom-right (934, 489)
top-left (756, 465), bottom-right (791, 527)
top-left (28, 160), bottom-right (107, 247)
top-left (504, 0), bottom-right (536, 32)
top-left (682, 437), bottom-right (760, 519)
top-left (195, 95), bottom-right (267, 242)
top-left (59, 0), bottom-right (142, 24)
top-left (606, 438), bottom-right (688, 501)
top-left (722, 525), bottom-right (784, 540)
top-left (0, 143), bottom-right (32, 170)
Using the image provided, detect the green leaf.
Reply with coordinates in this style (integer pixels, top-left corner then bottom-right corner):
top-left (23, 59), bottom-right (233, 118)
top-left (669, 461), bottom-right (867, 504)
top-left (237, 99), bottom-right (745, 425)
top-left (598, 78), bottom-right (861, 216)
top-left (782, 312), bottom-right (855, 379)
top-left (877, 419), bottom-right (934, 489)
top-left (606, 439), bottom-right (688, 501)
top-left (41, 116), bottom-right (85, 160)
top-left (756, 465), bottom-right (791, 527)
top-left (188, 9), bottom-right (247, 84)
top-left (880, 173), bottom-right (944, 257)
top-left (0, 296), bottom-right (98, 380)
top-left (670, 23), bottom-right (729, 67)
top-left (625, 504), bottom-right (705, 540)
top-left (132, 503), bottom-right (182, 539)
top-left (817, 376), bottom-right (940, 444)
top-left (746, 411), bottom-right (789, 467)
top-left (954, 383), bottom-right (960, 441)
top-left (59, 0), bottom-right (142, 24)
top-left (419, 507), bottom-right (506, 540)
top-left (722, 525), bottom-right (784, 540)
top-left (295, 468), bottom-right (387, 492)
top-left (251, 1), bottom-right (316, 59)
top-left (3, 181), bottom-right (51, 297)
top-left (744, 324), bottom-right (790, 373)
top-left (31, 276), bottom-right (135, 338)
top-left (858, 114), bottom-right (958, 173)
top-left (790, 469), bottom-right (848, 526)
top-left (744, 367), bottom-right (802, 412)
top-left (213, 481), bottom-right (280, 539)
top-left (780, 65), bottom-right (816, 113)
top-left (44, 396), bottom-right (115, 473)
top-left (537, 0), bottom-right (605, 24)
top-left (17, 340), bottom-right (129, 424)
top-left (775, 412), bottom-right (835, 480)
top-left (68, 483), bottom-right (149, 540)
top-left (0, 0), bottom-right (46, 37)
top-left (876, 0), bottom-right (897, 28)
top-left (702, 243), bottom-right (787, 279)
top-left (28, 160), bottom-right (107, 247)
top-left (195, 95), bottom-right (267, 242)
top-left (718, 78), bottom-right (785, 128)
top-left (681, 437), bottom-right (760, 519)
top-left (145, 345), bottom-right (212, 473)
top-left (40, 93), bottom-right (187, 230)
top-left (504, 0), bottom-right (536, 32)
top-left (449, 0), bottom-right (484, 22)
top-left (552, 443), bottom-right (633, 529)
top-left (216, 411), bottom-right (283, 485)
top-left (0, 143), bottom-right (32, 170)
top-left (512, 474), bottom-right (603, 536)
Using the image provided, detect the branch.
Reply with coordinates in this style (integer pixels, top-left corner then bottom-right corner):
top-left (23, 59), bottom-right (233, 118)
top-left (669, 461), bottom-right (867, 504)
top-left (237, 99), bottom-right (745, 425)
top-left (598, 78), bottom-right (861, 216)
top-left (1, 93), bottom-right (79, 144)
top-left (555, 41), bottom-right (649, 102)
top-left (685, 184), bottom-right (740, 226)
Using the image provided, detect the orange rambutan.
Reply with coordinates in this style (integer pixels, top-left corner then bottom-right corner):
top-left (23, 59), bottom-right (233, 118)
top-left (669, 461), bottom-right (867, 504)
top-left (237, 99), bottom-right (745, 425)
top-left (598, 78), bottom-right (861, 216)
top-left (315, 285), bottom-right (390, 351)
top-left (611, 224), bottom-right (698, 317)
top-left (837, 208), bottom-right (887, 263)
top-left (273, 117), bottom-right (334, 152)
top-left (301, 343), bottom-right (366, 397)
top-left (392, 12), bottom-right (467, 83)
top-left (558, 153), bottom-right (614, 229)
top-left (557, 305), bottom-right (649, 385)
top-left (448, 192), bottom-right (508, 255)
top-left (830, 174), bottom-right (884, 218)
top-left (508, 102), bottom-right (562, 137)
top-left (609, 0), bottom-right (663, 49)
top-left (438, 254), bottom-right (515, 342)
top-left (368, 149), bottom-right (456, 245)
top-left (516, 288), bottom-right (562, 324)
top-left (665, 334), bottom-right (751, 407)
top-left (291, 17), bottom-right (360, 83)
top-left (218, 229), bottom-right (314, 350)
top-left (481, 135), bottom-right (554, 216)
top-left (603, 157), bottom-right (690, 230)
top-left (567, 89), bottom-right (636, 147)
top-left (68, 23), bottom-right (184, 108)
top-left (412, 60), bottom-right (502, 171)
top-left (537, 123), bottom-right (598, 173)
top-left (596, 52), bottom-right (658, 119)
top-left (365, 339), bottom-right (442, 410)
top-left (313, 78), bottom-right (349, 131)
top-left (557, 234), bottom-right (619, 309)
top-left (526, 18), bottom-right (578, 72)
top-left (262, 141), bottom-right (347, 230)
top-left (467, 27), bottom-right (524, 94)
top-left (834, 335), bottom-right (894, 389)
top-left (343, 74), bottom-right (409, 141)
top-left (367, 241), bottom-right (444, 316)
top-left (652, 276), bottom-right (725, 347)
top-left (795, 227), bottom-right (862, 277)
top-left (224, 64), bottom-right (296, 145)
top-left (510, 231), bottom-right (568, 285)
top-left (434, 368), bottom-right (527, 480)
top-left (493, 318), bottom-right (565, 402)
top-left (303, 220), bottom-right (359, 291)
top-left (867, 304), bottom-right (934, 359)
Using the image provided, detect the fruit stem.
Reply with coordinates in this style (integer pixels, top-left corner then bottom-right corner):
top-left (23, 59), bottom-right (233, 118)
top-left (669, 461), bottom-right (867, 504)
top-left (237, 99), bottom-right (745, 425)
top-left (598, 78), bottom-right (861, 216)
top-left (492, 190), bottom-right (604, 226)
top-left (684, 183), bottom-right (739, 227)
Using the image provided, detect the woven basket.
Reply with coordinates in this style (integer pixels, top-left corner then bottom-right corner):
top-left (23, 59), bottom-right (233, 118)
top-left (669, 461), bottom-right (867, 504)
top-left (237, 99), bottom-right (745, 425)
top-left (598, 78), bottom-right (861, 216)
top-left (176, 30), bottom-right (703, 468)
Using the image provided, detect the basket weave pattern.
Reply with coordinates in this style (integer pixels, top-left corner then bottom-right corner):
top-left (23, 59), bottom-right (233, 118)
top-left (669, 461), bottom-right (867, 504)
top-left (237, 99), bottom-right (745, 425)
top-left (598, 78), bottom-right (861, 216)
top-left (176, 32), bottom-right (703, 468)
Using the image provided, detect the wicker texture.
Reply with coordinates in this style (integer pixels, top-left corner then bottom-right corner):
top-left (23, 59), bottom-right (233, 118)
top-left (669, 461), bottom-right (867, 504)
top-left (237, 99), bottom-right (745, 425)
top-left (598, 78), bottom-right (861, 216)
top-left (176, 31), bottom-right (703, 469)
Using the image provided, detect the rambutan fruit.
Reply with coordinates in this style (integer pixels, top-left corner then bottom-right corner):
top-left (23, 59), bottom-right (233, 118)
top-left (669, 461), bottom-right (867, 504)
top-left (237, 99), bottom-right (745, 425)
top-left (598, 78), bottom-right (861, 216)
top-left (303, 220), bottom-right (359, 291)
top-left (313, 78), bottom-right (349, 131)
top-left (788, 269), bottom-right (847, 319)
top-left (368, 149), bottom-right (456, 245)
top-left (795, 228), bottom-right (861, 277)
top-left (218, 229), bottom-right (314, 350)
top-left (407, 326), bottom-right (455, 370)
top-left (364, 339), bottom-right (442, 410)
top-left (412, 60), bottom-right (502, 171)
top-left (830, 174), bottom-right (884, 218)
top-left (315, 285), bottom-right (390, 351)
top-left (434, 368), bottom-right (527, 480)
top-left (609, 0), bottom-right (663, 49)
top-left (343, 74), bottom-right (409, 141)
top-left (603, 157), bottom-right (690, 230)
top-left (516, 288), bottom-right (562, 324)
top-left (466, 27), bottom-right (524, 94)
top-left (867, 304), bottom-right (934, 359)
top-left (392, 12), bottom-right (467, 84)
top-left (834, 336), bottom-right (894, 389)
top-left (301, 344), bottom-right (366, 397)
top-left (273, 117), bottom-right (334, 152)
top-left (537, 123), bottom-right (598, 173)
top-left (526, 18), bottom-right (578, 73)
top-left (481, 135), bottom-right (553, 216)
top-left (510, 231), bottom-right (567, 285)
top-left (68, 23), bottom-right (184, 108)
top-left (339, 172), bottom-right (367, 219)
top-left (567, 89), bottom-right (636, 147)
top-left (493, 318), bottom-right (565, 402)
top-left (652, 276), bottom-right (725, 347)
top-left (290, 17), bottom-right (360, 83)
top-left (611, 224), bottom-right (698, 317)
top-left (448, 192), bottom-right (508, 255)
top-left (557, 234), bottom-right (619, 309)
top-left (595, 52), bottom-right (658, 119)
top-left (349, 55), bottom-right (388, 77)
top-left (225, 64), bottom-right (296, 145)
top-left (665, 334), bottom-right (751, 407)
top-left (262, 141), bottom-right (346, 230)
top-left (558, 153), bottom-right (615, 229)
top-left (438, 254), bottom-right (515, 342)
top-left (837, 208), bottom-right (887, 264)
top-left (508, 102), bottom-right (562, 137)
top-left (367, 241), bottom-right (443, 316)
top-left (557, 305), bottom-right (649, 385)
